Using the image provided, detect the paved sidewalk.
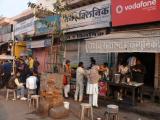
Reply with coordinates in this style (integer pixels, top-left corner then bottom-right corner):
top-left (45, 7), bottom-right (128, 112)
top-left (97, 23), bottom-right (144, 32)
top-left (0, 88), bottom-right (159, 120)
top-left (66, 99), bottom-right (157, 120)
top-left (0, 89), bottom-right (78, 120)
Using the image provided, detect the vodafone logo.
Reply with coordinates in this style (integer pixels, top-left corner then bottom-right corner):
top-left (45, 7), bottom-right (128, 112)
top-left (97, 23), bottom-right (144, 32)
top-left (115, 0), bottom-right (157, 14)
top-left (116, 5), bottom-right (123, 14)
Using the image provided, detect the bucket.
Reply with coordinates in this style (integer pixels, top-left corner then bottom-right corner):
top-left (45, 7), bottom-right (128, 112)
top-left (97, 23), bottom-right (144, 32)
top-left (96, 118), bottom-right (102, 120)
top-left (63, 101), bottom-right (70, 109)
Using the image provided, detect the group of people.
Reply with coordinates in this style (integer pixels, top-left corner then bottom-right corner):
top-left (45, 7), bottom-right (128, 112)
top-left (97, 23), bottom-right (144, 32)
top-left (118, 56), bottom-right (146, 84)
top-left (63, 58), bottom-right (110, 108)
top-left (0, 55), bottom-right (40, 100)
top-left (63, 56), bottom-right (146, 107)
top-left (116, 56), bottom-right (146, 100)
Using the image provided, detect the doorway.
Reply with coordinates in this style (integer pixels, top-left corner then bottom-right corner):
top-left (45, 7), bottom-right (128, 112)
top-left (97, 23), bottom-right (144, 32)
top-left (118, 53), bottom-right (155, 88)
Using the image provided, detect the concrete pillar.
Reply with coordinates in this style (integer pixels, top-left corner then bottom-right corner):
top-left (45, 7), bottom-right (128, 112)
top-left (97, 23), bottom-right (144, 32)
top-left (154, 53), bottom-right (159, 89)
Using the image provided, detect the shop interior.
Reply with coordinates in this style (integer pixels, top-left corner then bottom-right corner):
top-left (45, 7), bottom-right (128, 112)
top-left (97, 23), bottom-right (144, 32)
top-left (118, 53), bottom-right (155, 88)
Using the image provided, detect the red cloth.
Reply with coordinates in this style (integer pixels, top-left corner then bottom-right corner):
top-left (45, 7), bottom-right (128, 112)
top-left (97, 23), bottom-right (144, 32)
top-left (63, 75), bottom-right (68, 85)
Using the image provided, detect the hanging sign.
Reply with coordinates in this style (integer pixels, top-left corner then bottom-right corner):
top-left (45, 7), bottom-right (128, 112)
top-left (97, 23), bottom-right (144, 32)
top-left (112, 0), bottom-right (160, 26)
top-left (86, 36), bottom-right (160, 53)
top-left (62, 0), bottom-right (111, 32)
top-left (14, 17), bottom-right (34, 35)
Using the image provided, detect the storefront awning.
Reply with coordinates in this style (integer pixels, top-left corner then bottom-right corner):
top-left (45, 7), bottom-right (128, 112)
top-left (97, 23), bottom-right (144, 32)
top-left (86, 32), bottom-right (160, 53)
top-left (27, 39), bottom-right (51, 49)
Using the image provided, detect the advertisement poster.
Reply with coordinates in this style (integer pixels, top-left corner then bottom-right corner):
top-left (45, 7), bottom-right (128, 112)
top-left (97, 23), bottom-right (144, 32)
top-left (35, 16), bottom-right (60, 35)
top-left (112, 0), bottom-right (160, 26)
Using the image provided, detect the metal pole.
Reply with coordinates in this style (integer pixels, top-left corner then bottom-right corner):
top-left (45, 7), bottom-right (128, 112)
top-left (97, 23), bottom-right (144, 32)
top-left (77, 41), bottom-right (80, 63)
top-left (11, 25), bottom-right (15, 74)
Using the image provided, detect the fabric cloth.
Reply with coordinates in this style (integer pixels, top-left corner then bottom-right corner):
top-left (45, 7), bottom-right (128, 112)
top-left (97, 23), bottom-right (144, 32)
top-left (29, 58), bottom-right (34, 69)
top-left (89, 94), bottom-right (98, 107)
top-left (15, 78), bottom-right (23, 88)
top-left (76, 67), bottom-right (85, 82)
top-left (17, 86), bottom-right (25, 97)
top-left (86, 65), bottom-right (100, 106)
top-left (87, 82), bottom-right (98, 95)
top-left (64, 84), bottom-right (70, 98)
top-left (74, 82), bottom-right (84, 101)
top-left (63, 64), bottom-right (71, 98)
top-left (3, 62), bottom-right (12, 74)
top-left (132, 64), bottom-right (146, 83)
top-left (26, 76), bottom-right (37, 90)
top-left (64, 64), bottom-right (71, 84)
top-left (118, 65), bottom-right (129, 75)
top-left (87, 65), bottom-right (100, 84)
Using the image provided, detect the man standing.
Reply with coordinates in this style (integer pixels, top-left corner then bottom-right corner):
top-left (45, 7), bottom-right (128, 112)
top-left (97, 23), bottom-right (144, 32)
top-left (63, 60), bottom-right (71, 98)
top-left (87, 60), bottom-right (101, 108)
top-left (132, 59), bottom-right (146, 83)
top-left (74, 62), bottom-right (86, 102)
top-left (26, 71), bottom-right (38, 98)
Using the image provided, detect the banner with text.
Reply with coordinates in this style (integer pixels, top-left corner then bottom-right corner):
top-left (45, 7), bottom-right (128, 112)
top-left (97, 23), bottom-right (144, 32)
top-left (14, 17), bottom-right (34, 35)
top-left (62, 0), bottom-right (111, 32)
top-left (112, 0), bottom-right (160, 26)
top-left (86, 36), bottom-right (160, 53)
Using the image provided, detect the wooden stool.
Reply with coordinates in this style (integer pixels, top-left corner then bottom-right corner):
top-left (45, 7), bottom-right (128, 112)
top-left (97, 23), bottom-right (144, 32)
top-left (6, 89), bottom-right (16, 101)
top-left (28, 95), bottom-right (40, 112)
top-left (80, 103), bottom-right (93, 120)
top-left (104, 104), bottom-right (119, 120)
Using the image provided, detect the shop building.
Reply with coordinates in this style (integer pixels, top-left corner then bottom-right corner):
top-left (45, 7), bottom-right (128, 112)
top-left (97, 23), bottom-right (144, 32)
top-left (27, 15), bottom-right (60, 73)
top-left (62, 0), bottom-right (115, 68)
top-left (0, 18), bottom-right (15, 55)
top-left (86, 0), bottom-right (160, 94)
top-left (12, 9), bottom-right (35, 58)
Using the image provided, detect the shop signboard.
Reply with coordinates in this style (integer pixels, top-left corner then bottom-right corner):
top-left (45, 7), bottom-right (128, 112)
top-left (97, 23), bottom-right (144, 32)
top-left (86, 35), bottom-right (160, 53)
top-left (62, 0), bottom-right (111, 32)
top-left (14, 17), bottom-right (34, 35)
top-left (35, 16), bottom-right (60, 35)
top-left (27, 39), bottom-right (51, 48)
top-left (66, 29), bottom-right (106, 40)
top-left (112, 0), bottom-right (160, 26)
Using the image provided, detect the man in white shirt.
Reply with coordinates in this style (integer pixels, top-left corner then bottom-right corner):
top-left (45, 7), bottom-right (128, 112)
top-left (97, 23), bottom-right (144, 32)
top-left (74, 62), bottom-right (86, 102)
top-left (26, 72), bottom-right (38, 98)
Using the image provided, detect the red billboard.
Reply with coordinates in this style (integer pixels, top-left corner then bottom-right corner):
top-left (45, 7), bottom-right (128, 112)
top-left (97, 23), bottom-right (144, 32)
top-left (112, 0), bottom-right (160, 26)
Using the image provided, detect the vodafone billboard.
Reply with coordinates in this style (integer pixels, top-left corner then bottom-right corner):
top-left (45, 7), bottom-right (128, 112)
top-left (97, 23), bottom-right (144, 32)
top-left (112, 0), bottom-right (160, 26)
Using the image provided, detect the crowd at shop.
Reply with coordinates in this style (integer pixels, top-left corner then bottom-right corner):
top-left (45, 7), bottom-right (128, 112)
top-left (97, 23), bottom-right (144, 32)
top-left (0, 54), bottom-right (145, 105)
top-left (0, 56), bottom-right (40, 100)
top-left (63, 56), bottom-right (146, 108)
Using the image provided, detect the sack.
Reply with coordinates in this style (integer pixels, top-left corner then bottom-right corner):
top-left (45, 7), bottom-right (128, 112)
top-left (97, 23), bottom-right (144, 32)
top-left (63, 75), bottom-right (68, 85)
top-left (6, 76), bottom-right (17, 89)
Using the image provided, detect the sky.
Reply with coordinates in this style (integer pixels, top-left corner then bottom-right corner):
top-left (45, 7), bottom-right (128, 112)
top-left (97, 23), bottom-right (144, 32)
top-left (0, 0), bottom-right (37, 18)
